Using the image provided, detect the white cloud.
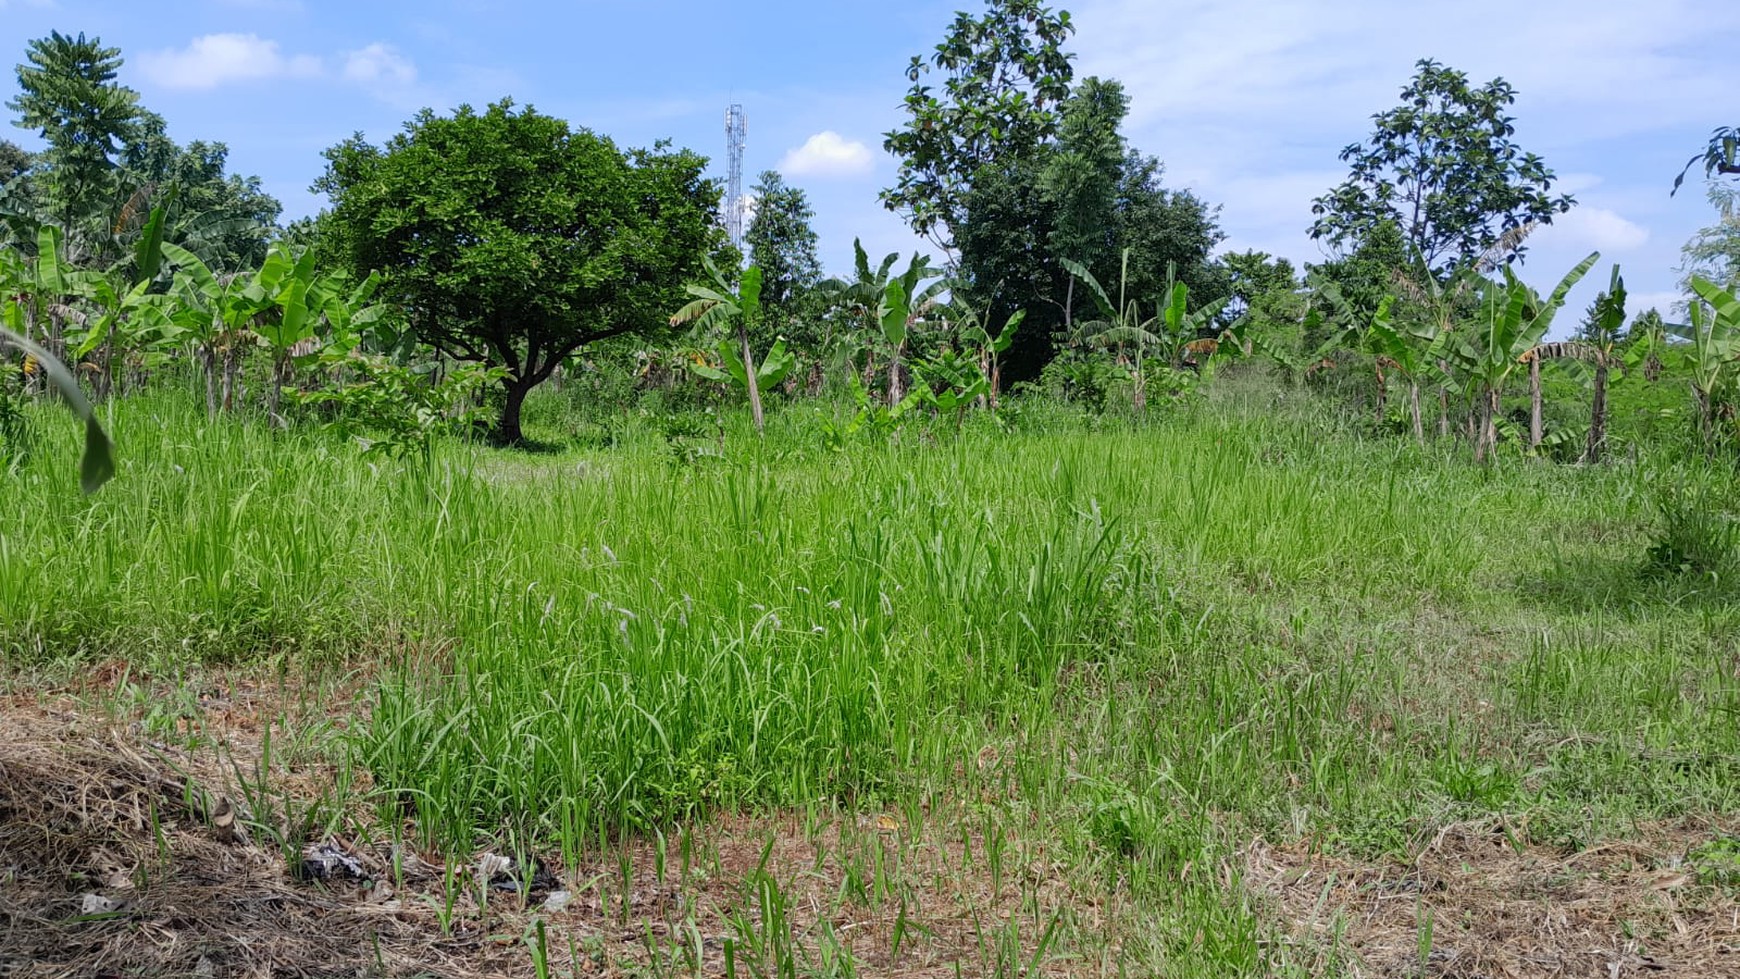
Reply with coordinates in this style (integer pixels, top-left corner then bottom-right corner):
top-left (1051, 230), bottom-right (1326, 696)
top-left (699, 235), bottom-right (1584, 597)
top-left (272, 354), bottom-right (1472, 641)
top-left (1627, 290), bottom-right (1685, 319)
top-left (138, 33), bottom-right (321, 91)
top-left (137, 35), bottom-right (418, 102)
top-left (1545, 206), bottom-right (1651, 252)
top-left (342, 43), bottom-right (417, 89)
top-left (779, 131), bottom-right (874, 178)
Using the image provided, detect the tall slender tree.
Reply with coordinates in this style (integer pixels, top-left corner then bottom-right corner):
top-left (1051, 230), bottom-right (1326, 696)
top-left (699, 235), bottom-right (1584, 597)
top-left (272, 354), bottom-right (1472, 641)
top-left (7, 32), bottom-right (141, 254)
top-left (745, 170), bottom-right (822, 319)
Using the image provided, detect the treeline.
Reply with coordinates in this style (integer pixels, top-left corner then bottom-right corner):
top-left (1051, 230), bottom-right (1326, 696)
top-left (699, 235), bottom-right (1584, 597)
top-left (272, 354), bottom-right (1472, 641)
top-left (3, 6), bottom-right (1739, 478)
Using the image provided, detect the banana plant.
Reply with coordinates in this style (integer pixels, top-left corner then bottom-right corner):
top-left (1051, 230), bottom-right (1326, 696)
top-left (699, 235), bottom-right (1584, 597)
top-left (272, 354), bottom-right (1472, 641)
top-left (69, 274), bottom-right (185, 400)
top-left (1063, 250), bottom-right (1158, 411)
top-left (670, 258), bottom-right (772, 434)
top-left (161, 241), bottom-right (272, 416)
top-left (1683, 276), bottom-right (1740, 447)
top-left (953, 300), bottom-right (1023, 408)
top-left (874, 256), bottom-right (946, 408)
top-left (1578, 265), bottom-right (1627, 462)
top-left (1154, 277), bottom-right (1233, 396)
top-left (1454, 252), bottom-right (1599, 461)
top-left (1250, 309), bottom-right (1350, 387)
top-left (1363, 295), bottom-right (1452, 442)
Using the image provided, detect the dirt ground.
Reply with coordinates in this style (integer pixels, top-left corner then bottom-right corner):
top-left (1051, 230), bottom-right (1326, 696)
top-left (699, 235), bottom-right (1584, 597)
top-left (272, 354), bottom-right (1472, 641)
top-left (1246, 821), bottom-right (1740, 977)
top-left (0, 686), bottom-right (1085, 978)
top-left (7, 678), bottom-right (1740, 978)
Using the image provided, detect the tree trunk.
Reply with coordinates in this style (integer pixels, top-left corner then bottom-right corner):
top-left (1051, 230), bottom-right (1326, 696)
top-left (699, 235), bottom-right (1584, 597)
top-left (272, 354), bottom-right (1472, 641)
top-left (740, 323), bottom-right (765, 435)
top-left (887, 344), bottom-right (904, 409)
top-left (1584, 358), bottom-right (1609, 463)
top-left (1133, 351), bottom-right (1147, 413)
top-left (202, 344), bottom-right (219, 418)
top-left (1063, 277), bottom-right (1074, 343)
top-left (1528, 356), bottom-right (1543, 451)
top-left (268, 354), bottom-right (291, 422)
top-left (1409, 381), bottom-right (1423, 443)
top-left (1437, 364), bottom-right (1450, 438)
top-left (1476, 386), bottom-right (1496, 463)
top-left (990, 359), bottom-right (1002, 410)
top-left (96, 317), bottom-right (118, 403)
top-left (220, 344), bottom-right (240, 413)
top-left (1373, 363), bottom-right (1387, 426)
top-left (496, 376), bottom-right (534, 445)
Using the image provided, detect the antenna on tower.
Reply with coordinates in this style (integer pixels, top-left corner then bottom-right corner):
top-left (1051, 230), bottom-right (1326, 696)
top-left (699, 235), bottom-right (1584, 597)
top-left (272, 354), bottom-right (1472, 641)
top-left (724, 103), bottom-right (748, 252)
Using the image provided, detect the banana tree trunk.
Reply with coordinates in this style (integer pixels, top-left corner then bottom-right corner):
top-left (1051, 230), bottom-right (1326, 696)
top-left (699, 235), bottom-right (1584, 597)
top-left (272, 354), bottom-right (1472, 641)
top-left (1408, 381), bottom-right (1423, 443)
top-left (1373, 363), bottom-right (1387, 426)
top-left (1437, 361), bottom-right (1451, 438)
top-left (220, 342), bottom-right (240, 413)
top-left (96, 318), bottom-right (119, 403)
top-left (1476, 386), bottom-right (1497, 463)
top-left (201, 343), bottom-right (219, 418)
top-left (1584, 358), bottom-right (1609, 463)
top-left (887, 345), bottom-right (904, 409)
top-left (1528, 357), bottom-right (1543, 451)
top-left (21, 302), bottom-right (40, 396)
top-left (268, 353), bottom-right (291, 421)
top-left (740, 322), bottom-right (765, 435)
top-left (1133, 350), bottom-right (1147, 413)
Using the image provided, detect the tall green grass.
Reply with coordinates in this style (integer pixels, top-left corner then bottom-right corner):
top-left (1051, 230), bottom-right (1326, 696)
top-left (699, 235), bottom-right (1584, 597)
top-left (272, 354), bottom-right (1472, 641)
top-left (5, 382), bottom-right (1738, 973)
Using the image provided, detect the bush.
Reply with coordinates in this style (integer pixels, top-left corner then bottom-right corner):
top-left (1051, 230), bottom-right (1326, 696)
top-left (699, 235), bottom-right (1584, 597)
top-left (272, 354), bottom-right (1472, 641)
top-left (1645, 480), bottom-right (1740, 579)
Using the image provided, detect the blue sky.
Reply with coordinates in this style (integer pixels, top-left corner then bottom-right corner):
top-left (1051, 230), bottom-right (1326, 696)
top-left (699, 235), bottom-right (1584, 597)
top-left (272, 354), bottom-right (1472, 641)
top-left (3, 0), bottom-right (1737, 328)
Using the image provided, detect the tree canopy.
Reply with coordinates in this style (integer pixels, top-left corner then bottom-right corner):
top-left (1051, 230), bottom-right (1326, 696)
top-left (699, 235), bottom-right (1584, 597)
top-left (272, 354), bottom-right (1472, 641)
top-left (954, 77), bottom-right (1227, 380)
top-left (881, 0), bottom-right (1075, 250)
top-left (1309, 59), bottom-right (1574, 275)
top-left (316, 99), bottom-right (722, 442)
top-left (6, 31), bottom-right (140, 251)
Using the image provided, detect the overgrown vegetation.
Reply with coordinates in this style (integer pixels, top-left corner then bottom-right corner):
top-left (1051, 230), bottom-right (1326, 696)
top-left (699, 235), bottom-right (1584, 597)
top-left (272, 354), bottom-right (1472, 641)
top-left (4, 5), bottom-right (1740, 976)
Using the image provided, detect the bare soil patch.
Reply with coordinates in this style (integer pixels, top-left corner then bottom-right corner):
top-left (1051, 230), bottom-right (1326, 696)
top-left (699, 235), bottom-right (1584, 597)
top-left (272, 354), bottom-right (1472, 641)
top-left (0, 693), bottom-right (1087, 978)
top-left (1248, 821), bottom-right (1740, 977)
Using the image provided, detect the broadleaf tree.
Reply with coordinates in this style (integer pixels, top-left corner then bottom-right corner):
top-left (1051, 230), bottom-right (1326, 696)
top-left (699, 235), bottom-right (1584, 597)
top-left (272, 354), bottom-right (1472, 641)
top-left (1309, 58), bottom-right (1574, 275)
top-left (881, 0), bottom-right (1076, 251)
top-left (316, 99), bottom-right (721, 443)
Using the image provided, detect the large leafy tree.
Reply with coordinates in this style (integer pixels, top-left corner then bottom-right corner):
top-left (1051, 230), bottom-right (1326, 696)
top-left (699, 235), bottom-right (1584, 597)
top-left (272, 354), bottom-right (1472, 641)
top-left (317, 99), bottom-right (721, 443)
top-left (745, 170), bottom-right (822, 316)
top-left (881, 0), bottom-right (1075, 250)
top-left (7, 31), bottom-right (141, 252)
top-left (1309, 59), bottom-right (1573, 274)
top-left (0, 139), bottom-right (29, 184)
top-left (956, 79), bottom-right (1226, 380)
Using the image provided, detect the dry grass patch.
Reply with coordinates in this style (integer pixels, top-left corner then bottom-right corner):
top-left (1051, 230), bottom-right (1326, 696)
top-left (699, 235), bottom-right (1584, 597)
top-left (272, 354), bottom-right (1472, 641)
top-left (1248, 821), bottom-right (1740, 977)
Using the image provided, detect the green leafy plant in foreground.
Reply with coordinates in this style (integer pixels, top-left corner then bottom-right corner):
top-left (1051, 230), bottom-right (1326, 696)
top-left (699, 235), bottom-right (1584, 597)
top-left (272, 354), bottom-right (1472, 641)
top-left (0, 324), bottom-right (113, 492)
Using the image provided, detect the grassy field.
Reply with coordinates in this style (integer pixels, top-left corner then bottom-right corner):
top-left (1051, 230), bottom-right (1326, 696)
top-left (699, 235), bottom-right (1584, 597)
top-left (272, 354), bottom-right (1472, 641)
top-left (3, 379), bottom-right (1739, 977)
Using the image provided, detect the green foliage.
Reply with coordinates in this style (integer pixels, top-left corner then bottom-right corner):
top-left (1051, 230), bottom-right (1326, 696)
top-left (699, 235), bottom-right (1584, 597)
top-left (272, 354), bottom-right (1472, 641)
top-left (1679, 182), bottom-right (1740, 294)
top-left (956, 78), bottom-right (1227, 380)
top-left (1645, 480), bottom-right (1739, 580)
top-left (0, 323), bottom-right (114, 491)
top-left (1674, 125), bottom-right (1740, 196)
top-left (1309, 58), bottom-right (1574, 273)
top-left (881, 0), bottom-right (1076, 246)
top-left (290, 355), bottom-right (502, 459)
top-left (7, 31), bottom-right (141, 249)
top-left (1682, 276), bottom-right (1740, 447)
top-left (744, 170), bottom-right (822, 317)
top-left (317, 99), bottom-right (721, 443)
